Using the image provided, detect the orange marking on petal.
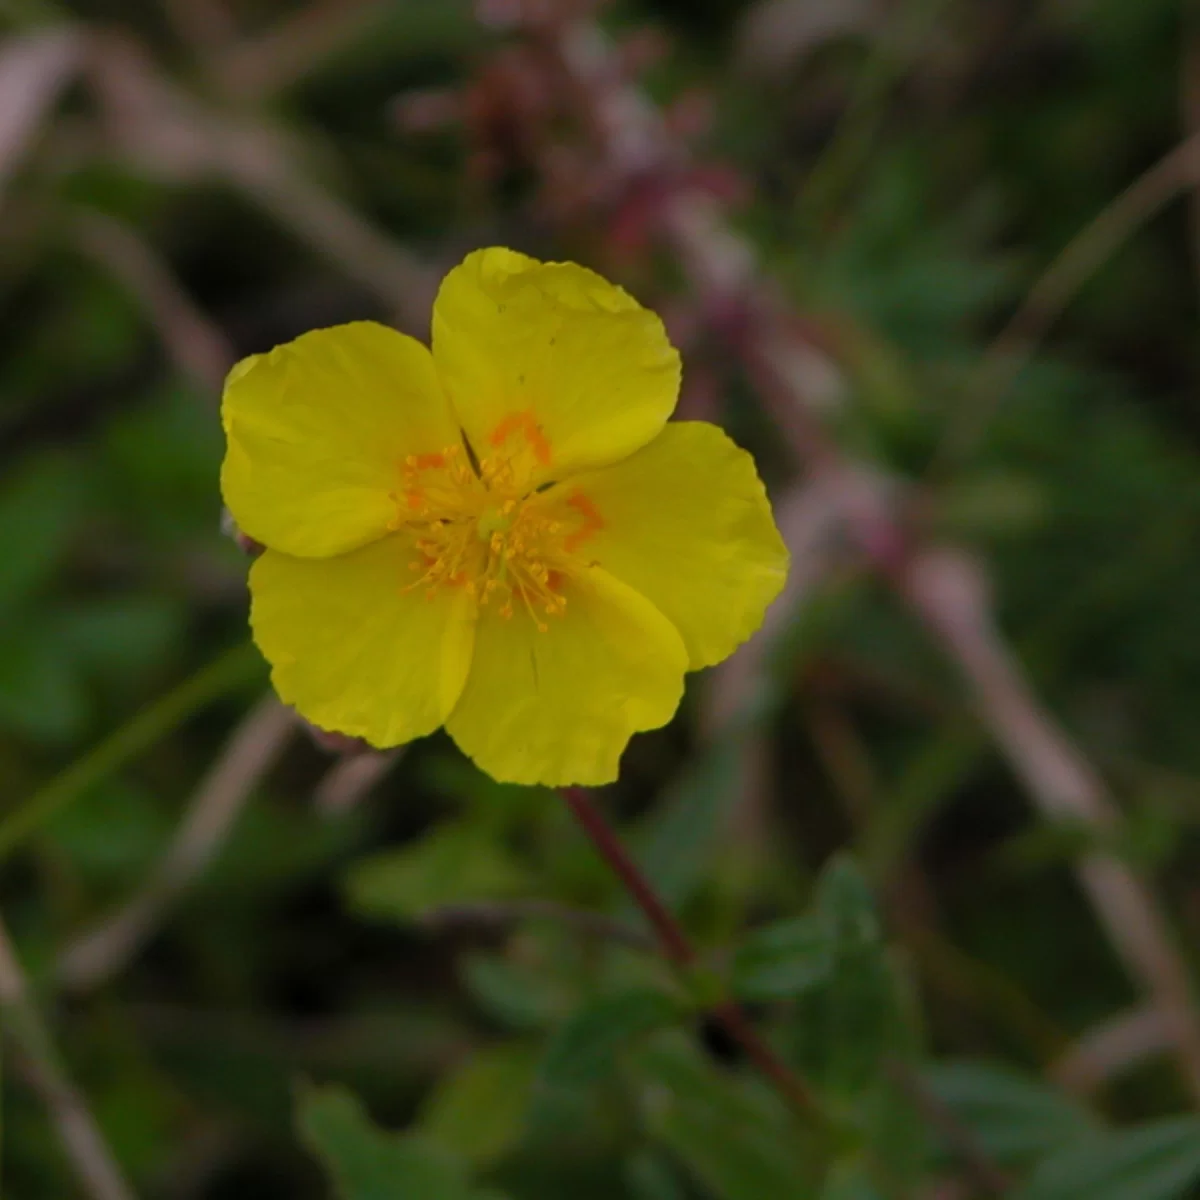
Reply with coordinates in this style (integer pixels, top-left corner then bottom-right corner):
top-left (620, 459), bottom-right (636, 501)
top-left (563, 491), bottom-right (605, 552)
top-left (405, 489), bottom-right (425, 510)
top-left (525, 420), bottom-right (552, 466)
top-left (412, 452), bottom-right (446, 470)
top-left (488, 413), bottom-right (523, 447)
top-left (489, 410), bottom-right (552, 466)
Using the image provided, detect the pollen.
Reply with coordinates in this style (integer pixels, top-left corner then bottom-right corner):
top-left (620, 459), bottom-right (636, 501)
top-left (392, 427), bottom-right (602, 631)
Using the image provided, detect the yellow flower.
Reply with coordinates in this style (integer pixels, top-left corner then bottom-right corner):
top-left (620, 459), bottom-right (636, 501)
top-left (221, 248), bottom-right (787, 785)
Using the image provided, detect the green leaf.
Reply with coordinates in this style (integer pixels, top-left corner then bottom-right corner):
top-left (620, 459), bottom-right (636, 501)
top-left (1015, 1117), bottom-right (1200, 1200)
top-left (297, 1082), bottom-right (481, 1200)
top-left (624, 1149), bottom-right (689, 1200)
top-left (541, 989), bottom-right (681, 1089)
top-left (923, 1062), bottom-right (1097, 1166)
top-left (421, 1043), bottom-right (537, 1166)
top-left (815, 857), bottom-right (882, 950)
top-left (55, 596), bottom-right (186, 684)
top-left (635, 1035), bottom-right (815, 1200)
top-left (459, 952), bottom-right (566, 1032)
top-left (0, 629), bottom-right (88, 744)
top-left (787, 855), bottom-right (909, 1094)
top-left (937, 470), bottom-right (1048, 539)
top-left (820, 1160), bottom-right (887, 1200)
top-left (43, 778), bottom-right (174, 879)
top-left (631, 741), bottom-right (740, 909)
top-left (102, 383), bottom-right (224, 541)
top-left (344, 823), bottom-right (530, 924)
top-left (732, 915), bottom-right (832, 1001)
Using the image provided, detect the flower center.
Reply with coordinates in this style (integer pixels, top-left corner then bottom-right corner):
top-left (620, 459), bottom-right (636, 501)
top-left (390, 435), bottom-right (603, 631)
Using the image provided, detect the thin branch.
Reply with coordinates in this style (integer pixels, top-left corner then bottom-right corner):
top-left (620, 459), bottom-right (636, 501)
top-left (1051, 1005), bottom-right (1168, 1098)
top-left (1183, 19), bottom-right (1200, 297)
top-left (222, 148), bottom-right (436, 328)
top-left (0, 644), bottom-right (260, 867)
top-left (84, 33), bottom-right (435, 329)
top-left (70, 207), bottom-right (234, 394)
top-left (0, 917), bottom-right (136, 1200)
top-left (902, 550), bottom-right (1200, 1101)
top-left (215, 0), bottom-right (385, 100)
top-left (558, 786), bottom-right (826, 1125)
top-left (0, 29), bottom-right (83, 204)
top-left (58, 696), bottom-right (295, 991)
top-left (936, 129), bottom-right (1200, 472)
top-left (313, 748), bottom-right (402, 817)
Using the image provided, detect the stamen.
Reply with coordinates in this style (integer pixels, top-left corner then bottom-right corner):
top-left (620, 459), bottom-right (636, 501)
top-left (389, 437), bottom-right (602, 628)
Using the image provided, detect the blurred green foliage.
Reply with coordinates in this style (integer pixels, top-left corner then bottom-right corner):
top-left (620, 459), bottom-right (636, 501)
top-left (3, 0), bottom-right (1200, 1197)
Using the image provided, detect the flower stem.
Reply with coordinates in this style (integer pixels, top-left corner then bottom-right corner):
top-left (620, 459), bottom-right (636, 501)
top-left (558, 786), bottom-right (825, 1124)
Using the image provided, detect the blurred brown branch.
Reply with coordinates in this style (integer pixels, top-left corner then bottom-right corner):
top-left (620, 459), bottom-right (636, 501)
top-left (1183, 18), bottom-right (1200, 300)
top-left (1052, 1005), bottom-right (1170, 1099)
top-left (58, 697), bottom-right (296, 992)
top-left (313, 747), bottom-right (403, 817)
top-left (214, 0), bottom-right (387, 100)
top-left (83, 31), bottom-right (436, 329)
top-left (0, 28), bottom-right (83, 205)
top-left (70, 207), bottom-right (234, 394)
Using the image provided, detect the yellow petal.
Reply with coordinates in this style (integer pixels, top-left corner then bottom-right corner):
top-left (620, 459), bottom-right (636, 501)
top-left (558, 422), bottom-right (788, 670)
top-left (222, 322), bottom-right (460, 558)
top-left (249, 536), bottom-right (476, 746)
top-left (445, 567), bottom-right (688, 786)
top-left (431, 248), bottom-right (680, 486)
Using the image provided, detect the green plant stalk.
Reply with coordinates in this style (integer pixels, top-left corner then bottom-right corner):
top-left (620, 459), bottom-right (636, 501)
top-left (0, 643), bottom-right (261, 867)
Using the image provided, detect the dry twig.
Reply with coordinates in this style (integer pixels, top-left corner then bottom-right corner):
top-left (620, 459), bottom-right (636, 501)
top-left (0, 28), bottom-right (83, 204)
top-left (938, 129), bottom-right (1200, 471)
top-left (58, 697), bottom-right (296, 991)
top-left (1052, 1004), bottom-right (1168, 1098)
top-left (313, 747), bottom-right (403, 817)
top-left (71, 207), bottom-right (234, 394)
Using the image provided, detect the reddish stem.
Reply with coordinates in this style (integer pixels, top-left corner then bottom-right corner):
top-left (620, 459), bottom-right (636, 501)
top-left (560, 785), bottom-right (695, 967)
top-left (559, 786), bottom-right (824, 1123)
